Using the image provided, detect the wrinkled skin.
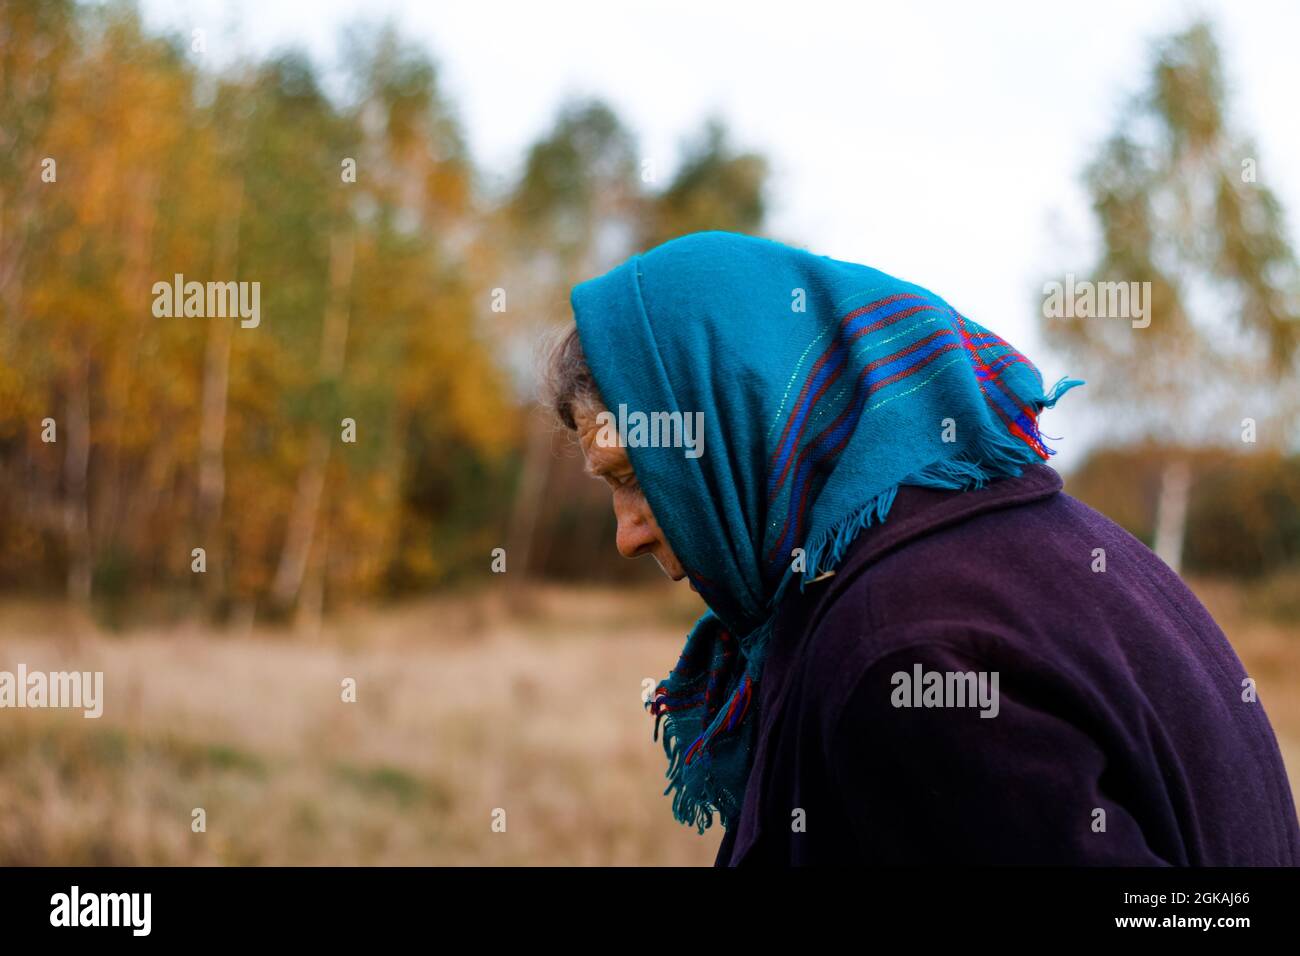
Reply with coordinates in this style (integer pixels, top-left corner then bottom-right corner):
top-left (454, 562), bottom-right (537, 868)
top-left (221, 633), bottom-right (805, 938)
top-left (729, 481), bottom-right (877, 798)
top-left (574, 403), bottom-right (689, 586)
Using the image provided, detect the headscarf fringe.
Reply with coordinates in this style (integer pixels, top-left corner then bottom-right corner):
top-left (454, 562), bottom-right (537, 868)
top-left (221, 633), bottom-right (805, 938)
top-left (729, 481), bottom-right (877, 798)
top-left (799, 376), bottom-right (1083, 584)
top-left (655, 706), bottom-right (719, 833)
top-left (650, 615), bottom-right (776, 832)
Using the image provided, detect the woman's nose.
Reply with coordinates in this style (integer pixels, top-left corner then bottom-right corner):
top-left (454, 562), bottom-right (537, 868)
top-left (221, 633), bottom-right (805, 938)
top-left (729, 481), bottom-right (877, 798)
top-left (614, 504), bottom-right (657, 559)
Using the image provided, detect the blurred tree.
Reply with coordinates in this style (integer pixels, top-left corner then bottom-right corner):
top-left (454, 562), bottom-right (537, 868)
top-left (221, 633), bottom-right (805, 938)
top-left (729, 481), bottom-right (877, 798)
top-left (7, 2), bottom-right (208, 604)
top-left (1044, 20), bottom-right (1300, 573)
top-left (0, 7), bottom-right (516, 619)
top-left (1067, 443), bottom-right (1300, 579)
top-left (494, 98), bottom-right (642, 586)
top-left (194, 72), bottom-right (253, 615)
top-left (639, 115), bottom-right (768, 249)
top-left (505, 98), bottom-right (642, 279)
top-left (0, 0), bottom-right (75, 327)
top-left (494, 104), bottom-right (772, 585)
top-left (337, 25), bottom-right (515, 601)
top-left (0, 4), bottom-right (770, 617)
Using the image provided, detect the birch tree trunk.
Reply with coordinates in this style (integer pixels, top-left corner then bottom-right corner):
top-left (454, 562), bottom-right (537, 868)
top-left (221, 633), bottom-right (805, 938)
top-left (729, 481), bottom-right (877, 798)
top-left (196, 177), bottom-right (244, 612)
top-left (503, 413), bottom-right (551, 595)
top-left (1153, 457), bottom-right (1192, 575)
top-left (63, 356), bottom-right (92, 604)
top-left (270, 229), bottom-right (354, 615)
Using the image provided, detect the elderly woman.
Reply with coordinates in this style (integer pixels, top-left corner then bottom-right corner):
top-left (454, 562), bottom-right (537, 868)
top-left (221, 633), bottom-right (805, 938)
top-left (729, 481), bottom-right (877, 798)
top-left (545, 230), bottom-right (1299, 866)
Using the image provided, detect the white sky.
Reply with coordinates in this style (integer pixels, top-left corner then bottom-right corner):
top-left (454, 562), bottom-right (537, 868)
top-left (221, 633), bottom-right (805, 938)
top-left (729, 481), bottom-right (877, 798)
top-left (138, 0), bottom-right (1300, 470)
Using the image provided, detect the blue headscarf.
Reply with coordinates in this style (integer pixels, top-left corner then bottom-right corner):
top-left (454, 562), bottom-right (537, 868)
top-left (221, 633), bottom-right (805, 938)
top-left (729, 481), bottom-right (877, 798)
top-left (571, 231), bottom-right (1081, 831)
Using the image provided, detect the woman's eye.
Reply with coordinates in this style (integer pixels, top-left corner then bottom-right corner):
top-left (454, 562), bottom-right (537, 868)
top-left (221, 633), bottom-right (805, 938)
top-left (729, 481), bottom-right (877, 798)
top-left (597, 468), bottom-right (639, 493)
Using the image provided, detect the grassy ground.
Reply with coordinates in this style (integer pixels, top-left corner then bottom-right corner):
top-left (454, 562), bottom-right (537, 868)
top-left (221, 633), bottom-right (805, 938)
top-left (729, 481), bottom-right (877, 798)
top-left (0, 585), bottom-right (718, 865)
top-left (0, 580), bottom-right (1295, 865)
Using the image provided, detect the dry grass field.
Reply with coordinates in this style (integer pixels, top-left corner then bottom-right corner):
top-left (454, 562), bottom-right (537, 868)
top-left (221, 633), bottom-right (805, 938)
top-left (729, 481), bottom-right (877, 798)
top-left (0, 585), bottom-right (721, 866)
top-left (0, 580), bottom-right (1295, 866)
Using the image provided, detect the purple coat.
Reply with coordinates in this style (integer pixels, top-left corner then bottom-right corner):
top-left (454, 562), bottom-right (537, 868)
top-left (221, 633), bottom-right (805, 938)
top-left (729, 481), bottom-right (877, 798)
top-left (714, 464), bottom-right (1300, 865)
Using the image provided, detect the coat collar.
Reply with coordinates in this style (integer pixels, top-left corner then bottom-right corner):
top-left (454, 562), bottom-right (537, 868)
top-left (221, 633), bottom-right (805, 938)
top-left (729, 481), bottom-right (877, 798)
top-left (770, 463), bottom-right (1064, 664)
top-left (838, 463), bottom-right (1061, 573)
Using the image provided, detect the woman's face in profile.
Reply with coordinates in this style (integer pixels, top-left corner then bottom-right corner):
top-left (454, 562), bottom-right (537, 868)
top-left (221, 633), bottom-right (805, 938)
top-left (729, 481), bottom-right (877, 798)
top-left (574, 403), bottom-right (687, 585)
